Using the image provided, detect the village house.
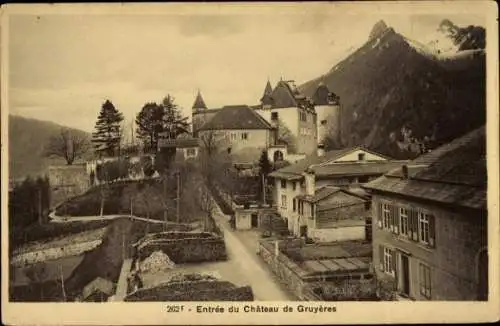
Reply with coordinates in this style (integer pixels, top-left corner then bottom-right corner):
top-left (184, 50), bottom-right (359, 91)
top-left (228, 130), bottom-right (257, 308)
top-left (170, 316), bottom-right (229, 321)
top-left (157, 136), bottom-right (201, 161)
top-left (363, 126), bottom-right (487, 301)
top-left (197, 105), bottom-right (277, 164)
top-left (295, 185), bottom-right (371, 242)
top-left (268, 146), bottom-right (408, 238)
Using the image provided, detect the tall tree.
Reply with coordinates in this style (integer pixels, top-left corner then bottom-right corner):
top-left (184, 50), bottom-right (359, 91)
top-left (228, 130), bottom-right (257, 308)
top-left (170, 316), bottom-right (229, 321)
top-left (155, 95), bottom-right (190, 173)
top-left (44, 128), bottom-right (90, 165)
top-left (92, 100), bottom-right (124, 157)
top-left (135, 102), bottom-right (164, 153)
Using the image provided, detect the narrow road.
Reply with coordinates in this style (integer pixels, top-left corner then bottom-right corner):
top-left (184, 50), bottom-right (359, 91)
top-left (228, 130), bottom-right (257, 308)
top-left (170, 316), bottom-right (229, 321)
top-left (212, 210), bottom-right (295, 301)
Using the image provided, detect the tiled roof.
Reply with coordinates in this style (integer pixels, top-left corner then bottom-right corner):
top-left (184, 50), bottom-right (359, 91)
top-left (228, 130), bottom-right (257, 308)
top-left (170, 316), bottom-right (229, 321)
top-left (158, 138), bottom-right (200, 148)
top-left (271, 81), bottom-right (298, 108)
top-left (268, 146), bottom-right (399, 179)
top-left (296, 186), bottom-right (341, 203)
top-left (363, 126), bottom-right (486, 210)
top-left (313, 161), bottom-right (409, 178)
top-left (198, 105), bottom-right (274, 131)
top-left (312, 83), bottom-right (331, 105)
top-left (192, 91), bottom-right (208, 110)
top-left (192, 108), bottom-right (221, 115)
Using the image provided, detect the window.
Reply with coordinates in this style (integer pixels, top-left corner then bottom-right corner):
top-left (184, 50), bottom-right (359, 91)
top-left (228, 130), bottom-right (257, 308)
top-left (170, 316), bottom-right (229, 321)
top-left (280, 180), bottom-right (287, 189)
top-left (227, 147), bottom-right (232, 154)
top-left (292, 182), bottom-right (297, 191)
top-left (381, 246), bottom-right (395, 276)
top-left (358, 153), bottom-right (366, 161)
top-left (293, 199), bottom-right (297, 212)
top-left (320, 119), bottom-right (327, 126)
top-left (241, 132), bottom-right (248, 140)
top-left (186, 148), bottom-right (196, 157)
top-left (382, 204), bottom-right (391, 229)
top-left (419, 212), bottom-right (430, 244)
top-left (311, 204), bottom-right (315, 218)
top-left (400, 207), bottom-right (409, 237)
top-left (271, 112), bottom-right (278, 120)
top-left (281, 195), bottom-right (287, 209)
top-left (419, 263), bottom-right (432, 299)
top-left (230, 133), bottom-right (237, 141)
top-left (299, 200), bottom-right (304, 215)
top-left (300, 111), bottom-right (307, 121)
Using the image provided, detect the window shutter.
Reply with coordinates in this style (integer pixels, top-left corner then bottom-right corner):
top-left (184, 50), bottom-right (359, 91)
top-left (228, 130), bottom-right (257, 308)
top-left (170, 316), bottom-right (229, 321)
top-left (377, 202), bottom-right (383, 228)
top-left (394, 206), bottom-right (400, 234)
top-left (428, 214), bottom-right (436, 247)
top-left (391, 250), bottom-right (397, 277)
top-left (410, 210), bottom-right (418, 241)
top-left (379, 245), bottom-right (384, 272)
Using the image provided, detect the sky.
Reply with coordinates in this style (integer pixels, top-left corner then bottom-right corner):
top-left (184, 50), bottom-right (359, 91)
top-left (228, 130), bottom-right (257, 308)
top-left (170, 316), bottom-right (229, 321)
top-left (7, 3), bottom-right (487, 134)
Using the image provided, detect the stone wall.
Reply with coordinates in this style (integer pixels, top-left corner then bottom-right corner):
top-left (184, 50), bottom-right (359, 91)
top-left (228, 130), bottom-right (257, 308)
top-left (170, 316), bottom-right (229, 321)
top-left (258, 240), bottom-right (309, 300)
top-left (309, 226), bottom-right (365, 243)
top-left (138, 237), bottom-right (227, 264)
top-left (125, 281), bottom-right (254, 301)
top-left (11, 240), bottom-right (102, 267)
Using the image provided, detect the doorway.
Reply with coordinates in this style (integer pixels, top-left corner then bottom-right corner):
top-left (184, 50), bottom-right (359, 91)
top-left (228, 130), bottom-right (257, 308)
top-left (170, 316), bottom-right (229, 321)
top-left (400, 254), bottom-right (411, 297)
top-left (251, 213), bottom-right (259, 228)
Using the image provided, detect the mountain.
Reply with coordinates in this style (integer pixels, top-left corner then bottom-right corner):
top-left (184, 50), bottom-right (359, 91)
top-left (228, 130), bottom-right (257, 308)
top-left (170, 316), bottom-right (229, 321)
top-left (299, 20), bottom-right (486, 159)
top-left (8, 115), bottom-right (92, 180)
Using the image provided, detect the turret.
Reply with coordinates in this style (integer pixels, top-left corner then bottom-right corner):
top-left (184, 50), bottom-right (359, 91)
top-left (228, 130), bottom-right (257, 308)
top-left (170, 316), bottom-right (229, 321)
top-left (192, 90), bottom-right (208, 112)
top-left (260, 79), bottom-right (274, 108)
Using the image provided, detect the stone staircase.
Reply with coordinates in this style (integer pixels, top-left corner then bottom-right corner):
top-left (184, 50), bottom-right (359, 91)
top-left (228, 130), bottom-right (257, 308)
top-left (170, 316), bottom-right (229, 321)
top-left (268, 213), bottom-right (289, 236)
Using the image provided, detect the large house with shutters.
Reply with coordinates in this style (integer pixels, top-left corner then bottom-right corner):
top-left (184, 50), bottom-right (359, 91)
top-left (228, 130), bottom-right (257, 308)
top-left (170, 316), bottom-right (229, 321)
top-left (268, 146), bottom-right (408, 239)
top-left (363, 126), bottom-right (487, 301)
top-left (197, 104), bottom-right (277, 163)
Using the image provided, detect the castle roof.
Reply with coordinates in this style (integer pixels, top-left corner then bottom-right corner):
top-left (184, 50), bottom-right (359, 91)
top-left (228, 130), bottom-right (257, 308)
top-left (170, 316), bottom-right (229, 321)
top-left (260, 80), bottom-right (275, 105)
top-left (192, 91), bottom-right (208, 110)
top-left (199, 105), bottom-right (274, 131)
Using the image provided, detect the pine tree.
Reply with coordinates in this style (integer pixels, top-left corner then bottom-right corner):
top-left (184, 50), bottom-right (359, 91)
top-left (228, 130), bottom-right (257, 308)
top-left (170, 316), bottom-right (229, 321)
top-left (92, 100), bottom-right (124, 157)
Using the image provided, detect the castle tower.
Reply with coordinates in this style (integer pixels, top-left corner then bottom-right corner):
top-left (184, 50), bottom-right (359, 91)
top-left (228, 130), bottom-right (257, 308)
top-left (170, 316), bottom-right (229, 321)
top-left (192, 89), bottom-right (208, 112)
top-left (260, 79), bottom-right (274, 109)
top-left (191, 90), bottom-right (208, 137)
top-left (312, 81), bottom-right (341, 147)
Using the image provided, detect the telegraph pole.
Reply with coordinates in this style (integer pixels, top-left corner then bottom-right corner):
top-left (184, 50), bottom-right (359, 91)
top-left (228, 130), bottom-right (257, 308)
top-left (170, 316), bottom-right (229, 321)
top-left (163, 172), bottom-right (168, 231)
top-left (38, 187), bottom-right (43, 225)
top-left (176, 171), bottom-right (181, 224)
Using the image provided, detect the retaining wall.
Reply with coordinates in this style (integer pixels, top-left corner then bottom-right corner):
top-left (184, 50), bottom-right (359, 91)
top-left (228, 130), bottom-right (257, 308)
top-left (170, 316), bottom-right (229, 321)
top-left (138, 237), bottom-right (227, 263)
top-left (11, 240), bottom-right (102, 267)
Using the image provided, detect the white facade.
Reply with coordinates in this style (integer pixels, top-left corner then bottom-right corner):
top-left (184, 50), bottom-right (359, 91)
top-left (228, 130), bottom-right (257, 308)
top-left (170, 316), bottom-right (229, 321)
top-left (315, 104), bottom-right (341, 145)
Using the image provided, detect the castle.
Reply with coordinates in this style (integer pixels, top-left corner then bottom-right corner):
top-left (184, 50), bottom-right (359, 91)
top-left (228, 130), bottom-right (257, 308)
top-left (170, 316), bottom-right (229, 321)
top-left (191, 79), bottom-right (341, 158)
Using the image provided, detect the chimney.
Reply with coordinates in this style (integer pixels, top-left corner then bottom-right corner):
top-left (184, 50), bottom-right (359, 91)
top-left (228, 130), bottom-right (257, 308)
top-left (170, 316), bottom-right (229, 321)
top-left (317, 143), bottom-right (325, 157)
top-left (304, 170), bottom-right (316, 196)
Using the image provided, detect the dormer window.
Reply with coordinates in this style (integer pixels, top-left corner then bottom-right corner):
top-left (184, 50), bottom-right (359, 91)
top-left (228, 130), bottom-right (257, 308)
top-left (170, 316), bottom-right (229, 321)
top-left (358, 153), bottom-right (366, 161)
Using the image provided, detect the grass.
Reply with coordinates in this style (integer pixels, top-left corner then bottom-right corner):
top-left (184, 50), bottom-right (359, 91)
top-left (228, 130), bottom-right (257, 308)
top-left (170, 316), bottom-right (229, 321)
top-left (55, 178), bottom-right (206, 224)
